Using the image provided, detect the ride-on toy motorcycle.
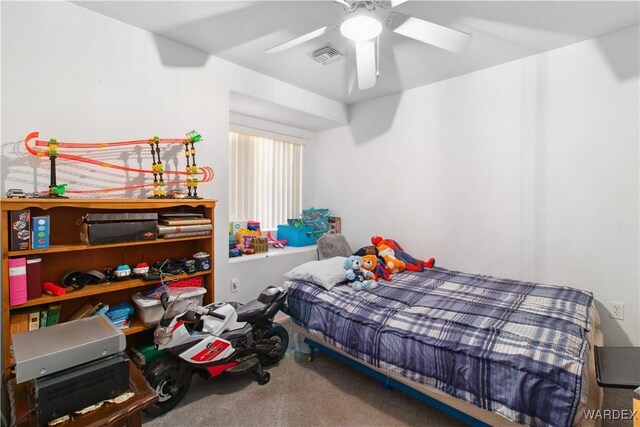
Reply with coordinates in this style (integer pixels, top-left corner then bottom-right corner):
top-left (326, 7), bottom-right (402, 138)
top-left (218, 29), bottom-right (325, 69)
top-left (144, 286), bottom-right (289, 417)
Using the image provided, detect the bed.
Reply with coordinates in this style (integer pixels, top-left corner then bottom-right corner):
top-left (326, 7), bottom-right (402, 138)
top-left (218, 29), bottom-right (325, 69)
top-left (285, 264), bottom-right (603, 427)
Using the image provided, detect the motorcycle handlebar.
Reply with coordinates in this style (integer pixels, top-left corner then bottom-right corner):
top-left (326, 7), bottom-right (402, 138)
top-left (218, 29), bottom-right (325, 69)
top-left (208, 309), bottom-right (226, 320)
top-left (160, 292), bottom-right (169, 310)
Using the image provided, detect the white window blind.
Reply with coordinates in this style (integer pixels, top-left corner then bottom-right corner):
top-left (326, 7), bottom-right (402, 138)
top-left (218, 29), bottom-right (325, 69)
top-left (229, 131), bottom-right (302, 230)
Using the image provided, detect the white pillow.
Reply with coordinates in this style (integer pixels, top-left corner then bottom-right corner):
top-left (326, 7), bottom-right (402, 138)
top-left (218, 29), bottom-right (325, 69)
top-left (283, 256), bottom-right (347, 290)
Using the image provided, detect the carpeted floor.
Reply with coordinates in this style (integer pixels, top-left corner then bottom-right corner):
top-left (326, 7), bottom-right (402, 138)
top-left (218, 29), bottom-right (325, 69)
top-left (143, 318), bottom-right (637, 427)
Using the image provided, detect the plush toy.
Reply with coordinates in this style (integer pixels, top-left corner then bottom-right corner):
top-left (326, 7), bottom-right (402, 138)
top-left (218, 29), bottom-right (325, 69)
top-left (354, 245), bottom-right (378, 257)
top-left (361, 254), bottom-right (390, 281)
top-left (371, 236), bottom-right (435, 271)
top-left (376, 244), bottom-right (405, 274)
top-left (344, 256), bottom-right (377, 291)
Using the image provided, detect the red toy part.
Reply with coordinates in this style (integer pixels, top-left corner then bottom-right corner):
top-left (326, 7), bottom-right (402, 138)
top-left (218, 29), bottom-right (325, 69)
top-left (265, 231), bottom-right (286, 249)
top-left (206, 362), bottom-right (238, 377)
top-left (42, 281), bottom-right (66, 296)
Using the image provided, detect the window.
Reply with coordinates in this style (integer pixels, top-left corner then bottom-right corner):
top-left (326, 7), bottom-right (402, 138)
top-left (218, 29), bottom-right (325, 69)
top-left (228, 130), bottom-right (302, 230)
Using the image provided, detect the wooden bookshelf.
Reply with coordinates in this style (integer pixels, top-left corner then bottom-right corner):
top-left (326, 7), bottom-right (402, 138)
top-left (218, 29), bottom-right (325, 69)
top-left (1, 198), bottom-right (216, 369)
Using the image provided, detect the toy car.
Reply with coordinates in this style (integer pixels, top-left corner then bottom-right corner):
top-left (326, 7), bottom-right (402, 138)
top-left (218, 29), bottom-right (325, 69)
top-left (169, 190), bottom-right (186, 199)
top-left (114, 264), bottom-right (131, 280)
top-left (6, 189), bottom-right (26, 198)
top-left (132, 262), bottom-right (150, 278)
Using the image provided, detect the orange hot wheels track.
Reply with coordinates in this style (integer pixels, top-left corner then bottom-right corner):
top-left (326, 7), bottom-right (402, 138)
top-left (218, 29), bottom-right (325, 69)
top-left (24, 131), bottom-right (214, 194)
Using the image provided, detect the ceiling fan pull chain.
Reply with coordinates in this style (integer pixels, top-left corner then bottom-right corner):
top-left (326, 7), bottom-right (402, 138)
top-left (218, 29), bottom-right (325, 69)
top-left (376, 36), bottom-right (380, 78)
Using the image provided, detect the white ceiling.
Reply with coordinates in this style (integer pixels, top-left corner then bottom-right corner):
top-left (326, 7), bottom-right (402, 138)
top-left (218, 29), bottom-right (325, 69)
top-left (75, 1), bottom-right (639, 106)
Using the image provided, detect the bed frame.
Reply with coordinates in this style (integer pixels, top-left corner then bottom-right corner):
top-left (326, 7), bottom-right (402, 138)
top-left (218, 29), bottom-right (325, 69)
top-left (291, 322), bottom-right (603, 427)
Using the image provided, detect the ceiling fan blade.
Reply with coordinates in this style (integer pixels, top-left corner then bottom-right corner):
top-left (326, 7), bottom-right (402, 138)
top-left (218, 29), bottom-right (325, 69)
top-left (355, 39), bottom-right (377, 90)
top-left (390, 14), bottom-right (471, 53)
top-left (265, 26), bottom-right (329, 54)
top-left (389, 0), bottom-right (409, 7)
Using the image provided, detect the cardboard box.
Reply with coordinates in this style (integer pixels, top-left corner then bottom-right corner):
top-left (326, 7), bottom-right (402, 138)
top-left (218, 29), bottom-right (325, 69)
top-left (229, 220), bottom-right (247, 235)
top-left (31, 216), bottom-right (50, 249)
top-left (328, 216), bottom-right (341, 234)
top-left (10, 209), bottom-right (30, 251)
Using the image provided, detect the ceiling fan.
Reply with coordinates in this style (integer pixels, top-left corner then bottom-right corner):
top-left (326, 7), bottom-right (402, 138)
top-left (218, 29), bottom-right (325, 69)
top-left (265, 0), bottom-right (472, 91)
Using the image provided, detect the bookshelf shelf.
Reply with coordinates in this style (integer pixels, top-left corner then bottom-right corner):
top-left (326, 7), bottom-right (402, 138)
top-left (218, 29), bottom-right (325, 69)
top-left (8, 271), bottom-right (210, 310)
top-left (1, 198), bottom-right (216, 369)
top-left (7, 235), bottom-right (212, 257)
top-left (124, 318), bottom-right (155, 336)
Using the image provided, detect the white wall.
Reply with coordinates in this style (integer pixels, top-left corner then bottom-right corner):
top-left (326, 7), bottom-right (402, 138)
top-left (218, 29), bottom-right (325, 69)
top-left (0, 1), bottom-right (345, 303)
top-left (306, 26), bottom-right (640, 346)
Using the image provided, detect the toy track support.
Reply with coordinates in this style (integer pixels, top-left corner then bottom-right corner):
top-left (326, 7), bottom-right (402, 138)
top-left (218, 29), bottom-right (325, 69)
top-left (185, 131), bottom-right (202, 199)
top-left (23, 131), bottom-right (214, 196)
top-left (46, 138), bottom-right (68, 198)
top-left (148, 136), bottom-right (166, 198)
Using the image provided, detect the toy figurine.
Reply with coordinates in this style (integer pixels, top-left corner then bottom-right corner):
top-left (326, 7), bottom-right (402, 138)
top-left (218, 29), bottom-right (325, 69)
top-left (114, 264), bottom-right (131, 280)
top-left (104, 265), bottom-right (115, 282)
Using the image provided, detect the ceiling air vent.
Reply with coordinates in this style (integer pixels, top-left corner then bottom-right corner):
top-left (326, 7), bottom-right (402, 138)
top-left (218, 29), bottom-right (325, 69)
top-left (309, 44), bottom-right (344, 65)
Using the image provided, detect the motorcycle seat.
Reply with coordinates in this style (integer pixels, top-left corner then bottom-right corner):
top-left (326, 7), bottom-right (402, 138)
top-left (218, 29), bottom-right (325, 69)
top-left (235, 299), bottom-right (268, 323)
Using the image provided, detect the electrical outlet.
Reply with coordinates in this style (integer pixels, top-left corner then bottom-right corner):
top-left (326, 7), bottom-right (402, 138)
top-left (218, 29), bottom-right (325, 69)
top-left (231, 279), bottom-right (239, 293)
top-left (609, 301), bottom-right (624, 320)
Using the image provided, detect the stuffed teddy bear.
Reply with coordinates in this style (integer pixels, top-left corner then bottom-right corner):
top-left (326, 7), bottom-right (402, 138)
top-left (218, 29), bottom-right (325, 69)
top-left (344, 256), bottom-right (377, 291)
top-left (361, 254), bottom-right (390, 281)
top-left (371, 236), bottom-right (435, 271)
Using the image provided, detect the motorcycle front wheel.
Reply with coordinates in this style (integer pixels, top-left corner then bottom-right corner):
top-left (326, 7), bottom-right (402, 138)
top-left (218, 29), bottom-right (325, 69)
top-left (260, 323), bottom-right (289, 367)
top-left (143, 356), bottom-right (192, 417)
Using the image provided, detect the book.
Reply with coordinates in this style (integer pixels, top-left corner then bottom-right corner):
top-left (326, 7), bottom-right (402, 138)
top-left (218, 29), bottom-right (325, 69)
top-left (31, 215), bottom-right (50, 249)
top-left (159, 212), bottom-right (203, 219)
top-left (163, 230), bottom-right (212, 239)
top-left (10, 209), bottom-right (30, 251)
top-left (113, 319), bottom-right (130, 329)
top-left (46, 304), bottom-right (61, 326)
top-left (158, 224), bottom-right (213, 236)
top-left (26, 256), bottom-right (42, 300)
top-left (9, 257), bottom-right (27, 306)
top-left (68, 302), bottom-right (95, 321)
top-left (90, 303), bottom-right (109, 316)
top-left (10, 313), bottom-right (29, 335)
top-left (39, 308), bottom-right (48, 328)
top-left (28, 310), bottom-right (40, 331)
top-left (108, 313), bottom-right (130, 324)
top-left (160, 218), bottom-right (211, 226)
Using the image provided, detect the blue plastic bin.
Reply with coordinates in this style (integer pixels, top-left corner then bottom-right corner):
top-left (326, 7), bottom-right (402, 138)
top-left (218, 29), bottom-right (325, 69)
top-left (277, 225), bottom-right (316, 247)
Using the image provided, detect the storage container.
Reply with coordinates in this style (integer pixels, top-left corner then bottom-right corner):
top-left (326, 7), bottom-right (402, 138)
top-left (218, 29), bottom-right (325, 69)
top-left (301, 208), bottom-right (330, 237)
top-left (131, 287), bottom-right (206, 326)
top-left (79, 212), bottom-right (158, 245)
top-left (277, 225), bottom-right (316, 247)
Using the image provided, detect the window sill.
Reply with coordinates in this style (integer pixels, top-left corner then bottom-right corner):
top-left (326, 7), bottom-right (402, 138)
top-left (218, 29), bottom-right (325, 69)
top-left (228, 245), bottom-right (317, 264)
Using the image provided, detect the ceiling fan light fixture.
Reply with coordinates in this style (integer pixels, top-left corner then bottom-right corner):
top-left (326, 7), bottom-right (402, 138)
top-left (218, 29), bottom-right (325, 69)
top-left (340, 14), bottom-right (382, 41)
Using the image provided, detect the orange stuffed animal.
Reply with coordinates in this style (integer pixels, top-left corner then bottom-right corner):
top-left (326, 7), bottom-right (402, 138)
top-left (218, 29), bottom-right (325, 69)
top-left (371, 236), bottom-right (435, 271)
top-left (377, 244), bottom-right (405, 274)
top-left (361, 254), bottom-right (390, 281)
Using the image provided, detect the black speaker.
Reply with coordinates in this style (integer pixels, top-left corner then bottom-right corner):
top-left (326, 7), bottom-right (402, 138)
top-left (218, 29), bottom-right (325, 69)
top-left (35, 352), bottom-right (130, 423)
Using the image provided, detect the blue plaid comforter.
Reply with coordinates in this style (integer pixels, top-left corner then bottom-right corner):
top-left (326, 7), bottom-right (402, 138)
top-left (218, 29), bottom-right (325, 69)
top-left (287, 266), bottom-right (593, 427)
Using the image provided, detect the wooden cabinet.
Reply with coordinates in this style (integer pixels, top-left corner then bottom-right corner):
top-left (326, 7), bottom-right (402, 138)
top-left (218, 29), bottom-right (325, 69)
top-left (1, 198), bottom-right (216, 368)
